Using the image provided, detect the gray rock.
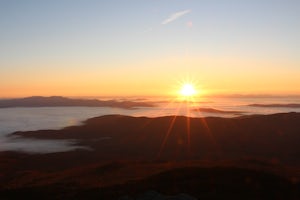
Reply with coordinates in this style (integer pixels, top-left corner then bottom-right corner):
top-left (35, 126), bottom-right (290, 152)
top-left (136, 190), bottom-right (165, 200)
top-left (133, 191), bottom-right (197, 200)
top-left (165, 193), bottom-right (197, 200)
top-left (118, 195), bottom-right (134, 200)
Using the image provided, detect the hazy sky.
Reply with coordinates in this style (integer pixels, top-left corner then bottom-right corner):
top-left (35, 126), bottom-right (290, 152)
top-left (1, 0), bottom-right (299, 97)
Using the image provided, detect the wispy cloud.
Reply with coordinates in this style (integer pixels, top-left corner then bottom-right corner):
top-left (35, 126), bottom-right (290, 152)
top-left (161, 9), bottom-right (191, 25)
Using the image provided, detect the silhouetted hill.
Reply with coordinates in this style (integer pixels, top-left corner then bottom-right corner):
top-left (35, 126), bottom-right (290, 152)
top-left (0, 96), bottom-right (155, 109)
top-left (13, 112), bottom-right (300, 164)
top-left (1, 113), bottom-right (300, 199)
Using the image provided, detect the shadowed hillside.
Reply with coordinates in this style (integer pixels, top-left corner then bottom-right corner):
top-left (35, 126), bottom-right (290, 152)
top-left (0, 166), bottom-right (299, 199)
top-left (12, 112), bottom-right (300, 164)
top-left (1, 113), bottom-right (300, 199)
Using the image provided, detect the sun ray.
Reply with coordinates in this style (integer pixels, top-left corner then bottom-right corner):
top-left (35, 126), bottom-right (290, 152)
top-left (193, 107), bottom-right (222, 157)
top-left (157, 102), bottom-right (183, 159)
top-left (186, 105), bottom-right (191, 155)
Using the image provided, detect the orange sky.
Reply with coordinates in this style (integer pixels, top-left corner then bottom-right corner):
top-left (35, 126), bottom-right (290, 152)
top-left (2, 56), bottom-right (299, 98)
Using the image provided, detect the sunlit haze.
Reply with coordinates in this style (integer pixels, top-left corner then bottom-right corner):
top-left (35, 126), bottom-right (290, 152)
top-left (1, 0), bottom-right (300, 98)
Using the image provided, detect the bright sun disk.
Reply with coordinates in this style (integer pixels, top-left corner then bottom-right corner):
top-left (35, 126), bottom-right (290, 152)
top-left (180, 83), bottom-right (196, 97)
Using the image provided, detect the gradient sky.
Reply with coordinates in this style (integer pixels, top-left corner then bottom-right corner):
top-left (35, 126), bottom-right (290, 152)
top-left (1, 0), bottom-right (299, 97)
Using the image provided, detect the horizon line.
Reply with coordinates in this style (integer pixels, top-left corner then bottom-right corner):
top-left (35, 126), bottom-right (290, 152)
top-left (1, 93), bottom-right (300, 99)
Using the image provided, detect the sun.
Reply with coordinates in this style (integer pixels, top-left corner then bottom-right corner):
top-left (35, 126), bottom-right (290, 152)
top-left (180, 83), bottom-right (196, 97)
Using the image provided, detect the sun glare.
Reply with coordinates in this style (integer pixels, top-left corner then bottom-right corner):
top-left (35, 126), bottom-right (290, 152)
top-left (180, 83), bottom-right (196, 97)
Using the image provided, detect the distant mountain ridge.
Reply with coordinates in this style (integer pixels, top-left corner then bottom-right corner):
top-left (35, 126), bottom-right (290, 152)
top-left (193, 107), bottom-right (245, 114)
top-left (248, 103), bottom-right (300, 108)
top-left (0, 96), bottom-right (155, 109)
